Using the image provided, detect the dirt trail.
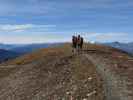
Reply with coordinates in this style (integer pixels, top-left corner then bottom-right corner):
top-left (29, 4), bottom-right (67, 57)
top-left (84, 53), bottom-right (133, 100)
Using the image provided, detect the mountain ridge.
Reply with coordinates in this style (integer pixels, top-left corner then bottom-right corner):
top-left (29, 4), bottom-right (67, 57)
top-left (103, 42), bottom-right (133, 55)
top-left (0, 43), bottom-right (133, 100)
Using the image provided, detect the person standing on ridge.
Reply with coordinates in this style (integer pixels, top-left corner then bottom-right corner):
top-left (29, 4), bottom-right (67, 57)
top-left (77, 35), bottom-right (81, 52)
top-left (72, 35), bottom-right (77, 53)
top-left (80, 36), bottom-right (84, 51)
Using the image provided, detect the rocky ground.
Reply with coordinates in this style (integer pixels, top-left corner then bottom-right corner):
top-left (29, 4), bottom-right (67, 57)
top-left (84, 44), bottom-right (133, 100)
top-left (0, 44), bottom-right (105, 100)
top-left (0, 44), bottom-right (132, 100)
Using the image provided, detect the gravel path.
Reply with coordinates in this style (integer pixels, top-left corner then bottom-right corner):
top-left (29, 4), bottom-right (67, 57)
top-left (84, 53), bottom-right (133, 100)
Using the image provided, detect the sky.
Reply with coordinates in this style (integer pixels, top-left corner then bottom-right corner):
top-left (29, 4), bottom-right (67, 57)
top-left (0, 0), bottom-right (133, 44)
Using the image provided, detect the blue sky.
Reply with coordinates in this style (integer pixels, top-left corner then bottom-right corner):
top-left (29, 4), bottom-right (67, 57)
top-left (0, 0), bottom-right (133, 43)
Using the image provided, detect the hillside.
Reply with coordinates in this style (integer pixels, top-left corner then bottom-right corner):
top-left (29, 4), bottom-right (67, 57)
top-left (0, 44), bottom-right (133, 100)
top-left (10, 43), bottom-right (62, 54)
top-left (0, 49), bottom-right (20, 63)
top-left (0, 43), bottom-right (62, 54)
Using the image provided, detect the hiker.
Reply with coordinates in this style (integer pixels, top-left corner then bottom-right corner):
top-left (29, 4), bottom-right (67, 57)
top-left (77, 35), bottom-right (81, 52)
top-left (80, 36), bottom-right (84, 50)
top-left (72, 35), bottom-right (77, 53)
top-left (77, 35), bottom-right (84, 52)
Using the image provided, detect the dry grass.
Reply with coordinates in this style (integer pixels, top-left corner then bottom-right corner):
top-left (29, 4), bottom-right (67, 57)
top-left (2, 43), bottom-right (72, 65)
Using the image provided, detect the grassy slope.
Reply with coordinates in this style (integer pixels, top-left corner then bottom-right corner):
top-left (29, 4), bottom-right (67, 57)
top-left (2, 44), bottom-right (72, 65)
top-left (2, 43), bottom-right (125, 65)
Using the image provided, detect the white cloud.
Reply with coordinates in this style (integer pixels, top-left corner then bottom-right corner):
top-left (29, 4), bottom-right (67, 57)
top-left (0, 24), bottom-right (32, 32)
top-left (82, 32), bottom-right (130, 43)
top-left (0, 24), bottom-right (56, 32)
top-left (0, 35), bottom-right (70, 44)
top-left (0, 31), bottom-right (131, 44)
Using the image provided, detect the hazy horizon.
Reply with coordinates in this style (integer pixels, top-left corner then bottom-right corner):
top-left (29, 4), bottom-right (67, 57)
top-left (0, 41), bottom-right (132, 45)
top-left (0, 0), bottom-right (133, 43)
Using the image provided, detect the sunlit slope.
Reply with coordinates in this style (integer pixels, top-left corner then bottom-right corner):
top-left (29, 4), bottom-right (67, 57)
top-left (2, 44), bottom-right (72, 65)
top-left (3, 43), bottom-right (130, 66)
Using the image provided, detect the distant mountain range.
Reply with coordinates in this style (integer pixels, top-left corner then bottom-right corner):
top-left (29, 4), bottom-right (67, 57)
top-left (0, 49), bottom-right (20, 63)
top-left (0, 43), bottom-right (63, 54)
top-left (0, 43), bottom-right (63, 63)
top-left (10, 43), bottom-right (63, 54)
top-left (0, 43), bottom-right (21, 50)
top-left (103, 42), bottom-right (133, 55)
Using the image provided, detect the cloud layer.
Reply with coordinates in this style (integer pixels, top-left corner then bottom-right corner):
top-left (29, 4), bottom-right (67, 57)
top-left (0, 24), bottom-right (56, 32)
top-left (0, 31), bottom-right (132, 44)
